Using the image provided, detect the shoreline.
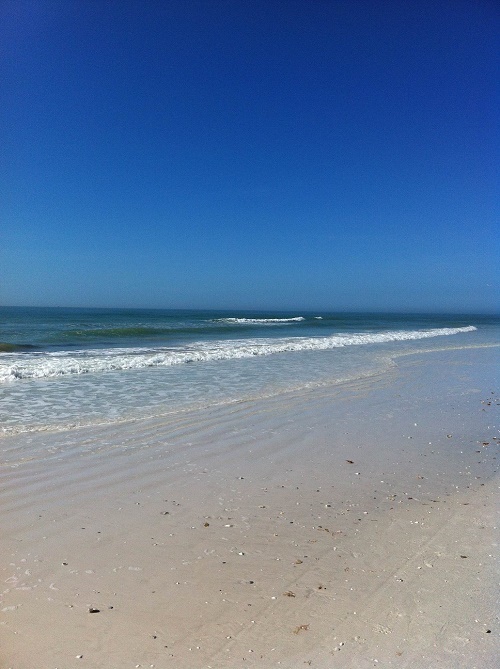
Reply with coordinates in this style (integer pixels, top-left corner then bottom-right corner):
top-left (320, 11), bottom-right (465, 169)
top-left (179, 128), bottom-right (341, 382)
top-left (1, 346), bottom-right (498, 668)
top-left (2, 340), bottom-right (497, 442)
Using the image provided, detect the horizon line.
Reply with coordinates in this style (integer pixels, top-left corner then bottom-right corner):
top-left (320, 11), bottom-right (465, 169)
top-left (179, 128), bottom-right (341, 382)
top-left (1, 304), bottom-right (498, 317)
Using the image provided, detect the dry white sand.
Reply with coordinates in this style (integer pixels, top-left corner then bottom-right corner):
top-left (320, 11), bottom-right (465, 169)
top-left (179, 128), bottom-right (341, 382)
top-left (1, 346), bottom-right (498, 668)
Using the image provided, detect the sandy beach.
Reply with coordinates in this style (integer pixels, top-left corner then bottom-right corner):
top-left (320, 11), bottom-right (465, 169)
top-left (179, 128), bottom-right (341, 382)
top-left (1, 346), bottom-right (498, 669)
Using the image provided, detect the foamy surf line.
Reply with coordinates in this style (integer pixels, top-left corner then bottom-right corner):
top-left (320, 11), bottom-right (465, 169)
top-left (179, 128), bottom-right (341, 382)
top-left (0, 326), bottom-right (476, 382)
top-left (215, 316), bottom-right (306, 324)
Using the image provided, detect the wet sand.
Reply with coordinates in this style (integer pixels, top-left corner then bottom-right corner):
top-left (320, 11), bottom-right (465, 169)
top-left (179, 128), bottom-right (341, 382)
top-left (1, 346), bottom-right (498, 668)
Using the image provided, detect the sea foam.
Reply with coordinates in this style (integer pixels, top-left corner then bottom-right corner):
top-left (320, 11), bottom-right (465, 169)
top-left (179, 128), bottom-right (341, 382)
top-left (0, 326), bottom-right (476, 382)
top-left (216, 316), bottom-right (306, 324)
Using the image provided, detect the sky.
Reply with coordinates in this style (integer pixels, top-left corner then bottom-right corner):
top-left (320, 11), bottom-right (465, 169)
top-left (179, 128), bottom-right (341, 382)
top-left (1, 0), bottom-right (498, 313)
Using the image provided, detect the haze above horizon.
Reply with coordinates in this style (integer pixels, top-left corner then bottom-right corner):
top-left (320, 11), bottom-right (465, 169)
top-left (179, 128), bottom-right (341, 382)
top-left (2, 0), bottom-right (498, 313)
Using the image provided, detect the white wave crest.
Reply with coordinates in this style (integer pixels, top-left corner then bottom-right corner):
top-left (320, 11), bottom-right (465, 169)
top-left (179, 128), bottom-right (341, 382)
top-left (0, 326), bottom-right (476, 382)
top-left (216, 316), bottom-right (306, 324)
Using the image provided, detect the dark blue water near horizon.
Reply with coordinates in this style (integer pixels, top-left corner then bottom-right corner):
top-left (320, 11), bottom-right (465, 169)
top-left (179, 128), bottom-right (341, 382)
top-left (1, 306), bottom-right (496, 352)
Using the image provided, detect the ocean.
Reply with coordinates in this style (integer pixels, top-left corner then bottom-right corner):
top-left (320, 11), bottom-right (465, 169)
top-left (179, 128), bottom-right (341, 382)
top-left (0, 307), bottom-right (498, 436)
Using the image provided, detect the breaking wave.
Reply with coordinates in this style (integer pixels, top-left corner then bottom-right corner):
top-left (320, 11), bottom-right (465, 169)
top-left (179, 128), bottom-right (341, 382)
top-left (0, 326), bottom-right (476, 382)
top-left (216, 317), bottom-right (306, 324)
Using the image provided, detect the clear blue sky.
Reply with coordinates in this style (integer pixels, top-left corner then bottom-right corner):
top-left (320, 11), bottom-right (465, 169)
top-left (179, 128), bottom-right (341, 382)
top-left (1, 0), bottom-right (498, 312)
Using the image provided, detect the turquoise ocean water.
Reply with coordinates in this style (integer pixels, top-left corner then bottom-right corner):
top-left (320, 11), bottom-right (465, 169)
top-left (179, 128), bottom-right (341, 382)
top-left (0, 307), bottom-right (498, 435)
